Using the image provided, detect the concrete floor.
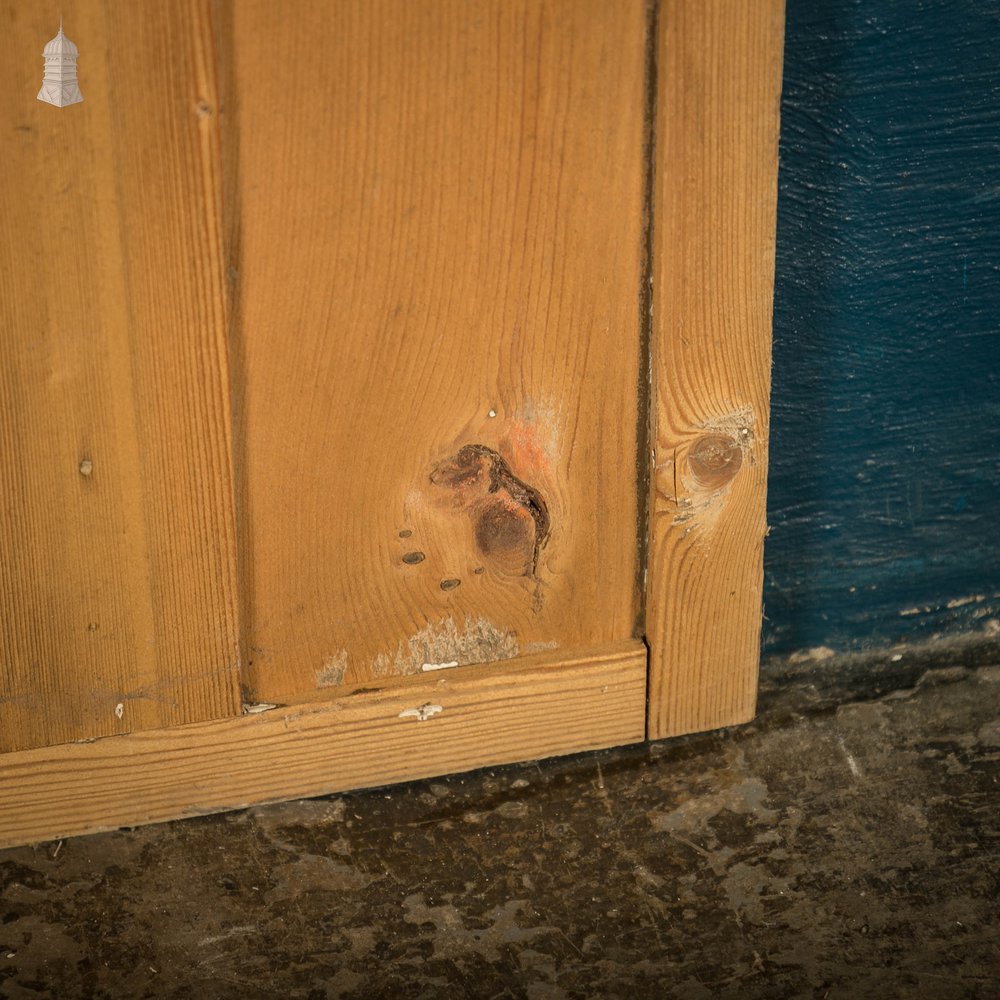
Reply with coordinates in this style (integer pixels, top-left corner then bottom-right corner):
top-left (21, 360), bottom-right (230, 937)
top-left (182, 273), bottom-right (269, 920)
top-left (1, 649), bottom-right (998, 999)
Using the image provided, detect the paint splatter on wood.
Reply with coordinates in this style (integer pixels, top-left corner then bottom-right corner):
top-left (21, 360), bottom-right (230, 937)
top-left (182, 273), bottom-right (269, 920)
top-left (398, 703), bottom-right (443, 722)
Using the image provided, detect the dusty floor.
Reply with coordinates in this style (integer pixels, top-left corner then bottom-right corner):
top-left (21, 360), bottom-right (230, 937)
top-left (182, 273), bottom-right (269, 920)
top-left (1, 651), bottom-right (998, 999)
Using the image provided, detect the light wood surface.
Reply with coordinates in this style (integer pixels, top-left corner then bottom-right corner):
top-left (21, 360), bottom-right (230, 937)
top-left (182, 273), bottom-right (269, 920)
top-left (0, 0), bottom-right (241, 751)
top-left (0, 0), bottom-right (784, 840)
top-left (646, 0), bottom-right (785, 739)
top-left (0, 640), bottom-right (646, 849)
top-left (224, 0), bottom-right (649, 704)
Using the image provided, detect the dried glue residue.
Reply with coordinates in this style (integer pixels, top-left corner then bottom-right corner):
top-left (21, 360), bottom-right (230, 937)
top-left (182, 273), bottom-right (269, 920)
top-left (371, 616), bottom-right (518, 679)
top-left (315, 650), bottom-right (348, 688)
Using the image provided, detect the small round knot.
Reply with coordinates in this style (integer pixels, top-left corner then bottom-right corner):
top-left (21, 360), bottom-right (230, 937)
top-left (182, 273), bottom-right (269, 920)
top-left (688, 434), bottom-right (742, 489)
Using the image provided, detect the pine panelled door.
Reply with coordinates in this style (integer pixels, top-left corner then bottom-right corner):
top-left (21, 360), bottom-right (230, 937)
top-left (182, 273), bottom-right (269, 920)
top-left (0, 0), bottom-right (784, 848)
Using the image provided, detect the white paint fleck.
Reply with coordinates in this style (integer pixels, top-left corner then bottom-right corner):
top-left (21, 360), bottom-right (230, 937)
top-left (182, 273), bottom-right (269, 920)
top-left (421, 660), bottom-right (459, 672)
top-left (787, 646), bottom-right (836, 665)
top-left (488, 409), bottom-right (497, 418)
top-left (399, 703), bottom-right (443, 722)
top-left (114, 702), bottom-right (124, 719)
top-left (946, 594), bottom-right (985, 609)
top-left (838, 737), bottom-right (862, 779)
top-left (242, 702), bottom-right (278, 715)
top-left (79, 459), bottom-right (93, 476)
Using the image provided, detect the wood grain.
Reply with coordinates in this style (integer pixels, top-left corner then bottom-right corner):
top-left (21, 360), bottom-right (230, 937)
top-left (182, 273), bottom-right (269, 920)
top-left (0, 0), bottom-right (241, 751)
top-left (222, 0), bottom-right (649, 704)
top-left (646, 0), bottom-right (785, 739)
top-left (0, 640), bottom-right (646, 849)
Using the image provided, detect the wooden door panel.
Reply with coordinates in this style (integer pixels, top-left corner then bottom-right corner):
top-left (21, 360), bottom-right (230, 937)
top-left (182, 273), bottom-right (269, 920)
top-left (226, 0), bottom-right (649, 702)
top-left (0, 0), bottom-right (786, 848)
top-left (0, 0), bottom-right (241, 751)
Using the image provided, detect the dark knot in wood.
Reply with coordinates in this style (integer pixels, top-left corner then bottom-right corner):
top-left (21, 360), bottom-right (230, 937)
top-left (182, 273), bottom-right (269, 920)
top-left (688, 434), bottom-right (743, 489)
top-left (430, 444), bottom-right (550, 577)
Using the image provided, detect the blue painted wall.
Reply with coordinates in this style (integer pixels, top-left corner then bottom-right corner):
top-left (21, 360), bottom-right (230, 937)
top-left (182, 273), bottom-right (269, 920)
top-left (764, 0), bottom-right (1000, 655)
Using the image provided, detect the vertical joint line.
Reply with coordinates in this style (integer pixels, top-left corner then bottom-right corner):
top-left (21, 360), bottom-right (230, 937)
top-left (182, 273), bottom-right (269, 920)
top-left (638, 0), bottom-right (660, 740)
